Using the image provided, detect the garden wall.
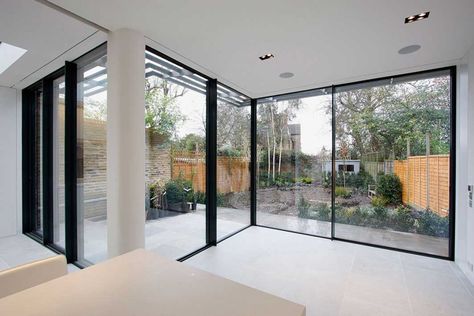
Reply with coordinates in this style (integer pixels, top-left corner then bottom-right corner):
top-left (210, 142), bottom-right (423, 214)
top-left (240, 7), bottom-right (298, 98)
top-left (394, 155), bottom-right (449, 216)
top-left (77, 118), bottom-right (172, 219)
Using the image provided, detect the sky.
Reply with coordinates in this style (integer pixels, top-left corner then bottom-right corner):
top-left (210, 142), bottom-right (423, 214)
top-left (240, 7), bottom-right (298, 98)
top-left (291, 96), bottom-right (332, 155)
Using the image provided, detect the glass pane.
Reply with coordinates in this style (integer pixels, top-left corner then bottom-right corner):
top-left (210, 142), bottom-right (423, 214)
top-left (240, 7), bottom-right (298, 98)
top-left (216, 84), bottom-right (251, 240)
top-left (53, 76), bottom-right (66, 249)
top-left (256, 89), bottom-right (332, 238)
top-left (34, 88), bottom-right (43, 235)
top-left (144, 49), bottom-right (207, 259)
top-left (334, 71), bottom-right (451, 256)
top-left (77, 49), bottom-right (108, 264)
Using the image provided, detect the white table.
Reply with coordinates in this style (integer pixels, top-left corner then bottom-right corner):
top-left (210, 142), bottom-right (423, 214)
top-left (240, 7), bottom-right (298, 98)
top-left (0, 249), bottom-right (306, 316)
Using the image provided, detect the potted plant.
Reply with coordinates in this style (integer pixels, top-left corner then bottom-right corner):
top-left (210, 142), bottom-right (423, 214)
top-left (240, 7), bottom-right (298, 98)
top-left (164, 178), bottom-right (194, 213)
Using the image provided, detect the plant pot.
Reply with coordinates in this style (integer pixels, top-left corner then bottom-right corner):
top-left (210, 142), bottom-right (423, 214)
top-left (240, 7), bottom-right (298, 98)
top-left (167, 202), bottom-right (190, 213)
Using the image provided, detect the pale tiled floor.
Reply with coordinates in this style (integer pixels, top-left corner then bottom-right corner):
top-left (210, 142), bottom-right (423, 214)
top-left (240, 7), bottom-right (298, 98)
top-left (1, 227), bottom-right (473, 315)
top-left (186, 227), bottom-right (474, 316)
top-left (0, 234), bottom-right (79, 273)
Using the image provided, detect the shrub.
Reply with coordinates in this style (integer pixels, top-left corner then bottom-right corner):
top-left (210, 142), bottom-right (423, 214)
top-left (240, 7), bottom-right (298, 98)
top-left (312, 203), bottom-right (331, 221)
top-left (165, 178), bottom-right (193, 204)
top-left (194, 191), bottom-right (206, 204)
top-left (335, 186), bottom-right (351, 198)
top-left (274, 172), bottom-right (295, 186)
top-left (194, 191), bottom-right (225, 207)
top-left (371, 196), bottom-right (389, 207)
top-left (372, 205), bottom-right (388, 227)
top-left (376, 174), bottom-right (402, 204)
top-left (217, 147), bottom-right (243, 157)
top-left (148, 180), bottom-right (166, 208)
top-left (259, 172), bottom-right (296, 187)
top-left (297, 196), bottom-right (311, 217)
top-left (391, 205), bottom-right (415, 232)
top-left (351, 170), bottom-right (375, 190)
top-left (299, 177), bottom-right (313, 185)
top-left (417, 210), bottom-right (449, 238)
top-left (322, 172), bottom-right (331, 188)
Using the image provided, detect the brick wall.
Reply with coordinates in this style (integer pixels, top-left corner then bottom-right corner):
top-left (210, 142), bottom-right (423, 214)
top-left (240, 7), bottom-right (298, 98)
top-left (76, 118), bottom-right (171, 219)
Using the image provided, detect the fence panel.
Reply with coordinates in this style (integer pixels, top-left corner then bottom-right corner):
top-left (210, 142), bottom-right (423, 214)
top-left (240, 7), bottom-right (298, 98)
top-left (394, 155), bottom-right (449, 216)
top-left (171, 152), bottom-right (250, 194)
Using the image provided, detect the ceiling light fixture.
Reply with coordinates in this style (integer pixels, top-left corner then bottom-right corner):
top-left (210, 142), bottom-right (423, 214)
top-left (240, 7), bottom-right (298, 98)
top-left (405, 11), bottom-right (430, 24)
top-left (398, 44), bottom-right (421, 55)
top-left (259, 53), bottom-right (274, 61)
top-left (0, 42), bottom-right (27, 75)
top-left (279, 72), bottom-right (294, 79)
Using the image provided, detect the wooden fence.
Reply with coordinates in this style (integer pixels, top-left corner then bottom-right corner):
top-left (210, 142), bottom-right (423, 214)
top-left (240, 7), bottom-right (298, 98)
top-left (393, 155), bottom-right (449, 216)
top-left (171, 152), bottom-right (250, 194)
top-left (363, 160), bottom-right (394, 181)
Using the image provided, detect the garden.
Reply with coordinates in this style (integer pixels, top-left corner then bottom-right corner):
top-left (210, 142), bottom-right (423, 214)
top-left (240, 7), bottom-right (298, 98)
top-left (297, 171), bottom-right (449, 238)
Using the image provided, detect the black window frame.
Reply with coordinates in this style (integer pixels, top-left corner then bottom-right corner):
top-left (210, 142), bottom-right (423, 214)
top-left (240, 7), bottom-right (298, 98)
top-left (22, 41), bottom-right (456, 265)
top-left (23, 68), bottom-right (67, 255)
top-left (254, 66), bottom-right (456, 260)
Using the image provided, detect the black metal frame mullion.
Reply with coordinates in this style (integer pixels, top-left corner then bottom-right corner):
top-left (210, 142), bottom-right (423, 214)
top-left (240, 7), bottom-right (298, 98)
top-left (206, 78), bottom-right (218, 245)
top-left (64, 61), bottom-right (78, 263)
top-left (331, 86), bottom-right (336, 239)
top-left (22, 88), bottom-right (35, 234)
top-left (250, 99), bottom-right (257, 225)
top-left (448, 66), bottom-right (456, 260)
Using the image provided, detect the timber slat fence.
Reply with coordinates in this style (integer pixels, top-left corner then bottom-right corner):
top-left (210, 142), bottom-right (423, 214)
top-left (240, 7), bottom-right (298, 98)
top-left (171, 152), bottom-right (250, 193)
top-left (394, 155), bottom-right (449, 216)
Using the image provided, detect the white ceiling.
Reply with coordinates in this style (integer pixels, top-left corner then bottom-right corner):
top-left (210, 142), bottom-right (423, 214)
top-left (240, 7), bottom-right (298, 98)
top-left (2, 1), bottom-right (474, 96)
top-left (0, 0), bottom-right (105, 89)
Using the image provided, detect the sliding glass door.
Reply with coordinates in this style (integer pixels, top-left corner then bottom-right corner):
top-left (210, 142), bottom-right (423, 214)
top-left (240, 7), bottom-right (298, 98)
top-left (254, 68), bottom-right (454, 258)
top-left (76, 46), bottom-right (108, 264)
top-left (216, 84), bottom-right (251, 240)
top-left (256, 88), bottom-right (333, 238)
top-left (333, 69), bottom-right (453, 257)
top-left (144, 48), bottom-right (207, 259)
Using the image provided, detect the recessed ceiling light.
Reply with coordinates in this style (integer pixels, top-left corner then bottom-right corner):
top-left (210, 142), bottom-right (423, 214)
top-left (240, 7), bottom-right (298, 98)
top-left (259, 53), bottom-right (274, 61)
top-left (279, 72), bottom-right (294, 79)
top-left (0, 42), bottom-right (27, 75)
top-left (405, 12), bottom-right (430, 24)
top-left (398, 44), bottom-right (421, 55)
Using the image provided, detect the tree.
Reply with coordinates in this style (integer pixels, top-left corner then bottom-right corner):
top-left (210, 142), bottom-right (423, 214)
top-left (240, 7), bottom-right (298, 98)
top-left (174, 133), bottom-right (205, 152)
top-left (257, 99), bottom-right (301, 182)
top-left (145, 78), bottom-right (186, 142)
top-left (216, 101), bottom-right (251, 157)
top-left (330, 77), bottom-right (450, 160)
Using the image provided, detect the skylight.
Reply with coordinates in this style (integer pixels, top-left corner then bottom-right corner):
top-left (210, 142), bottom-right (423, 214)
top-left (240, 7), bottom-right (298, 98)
top-left (0, 42), bottom-right (27, 75)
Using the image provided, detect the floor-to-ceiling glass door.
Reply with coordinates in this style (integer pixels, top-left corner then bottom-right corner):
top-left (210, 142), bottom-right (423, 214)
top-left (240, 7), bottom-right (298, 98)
top-left (255, 67), bottom-right (455, 259)
top-left (256, 88), bottom-right (333, 238)
top-left (144, 48), bottom-right (209, 259)
top-left (216, 84), bottom-right (251, 240)
top-left (333, 69), bottom-right (454, 257)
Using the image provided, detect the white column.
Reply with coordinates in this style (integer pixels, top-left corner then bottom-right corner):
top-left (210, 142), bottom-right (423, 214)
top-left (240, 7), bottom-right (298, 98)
top-left (107, 29), bottom-right (145, 258)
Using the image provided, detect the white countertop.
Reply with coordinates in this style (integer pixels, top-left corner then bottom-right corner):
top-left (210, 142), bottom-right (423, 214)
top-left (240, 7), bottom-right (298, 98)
top-left (0, 249), bottom-right (305, 316)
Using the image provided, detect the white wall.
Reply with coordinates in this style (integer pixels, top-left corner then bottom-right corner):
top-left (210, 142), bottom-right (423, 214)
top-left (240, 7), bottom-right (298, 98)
top-left (0, 87), bottom-right (21, 238)
top-left (456, 45), bottom-right (474, 284)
